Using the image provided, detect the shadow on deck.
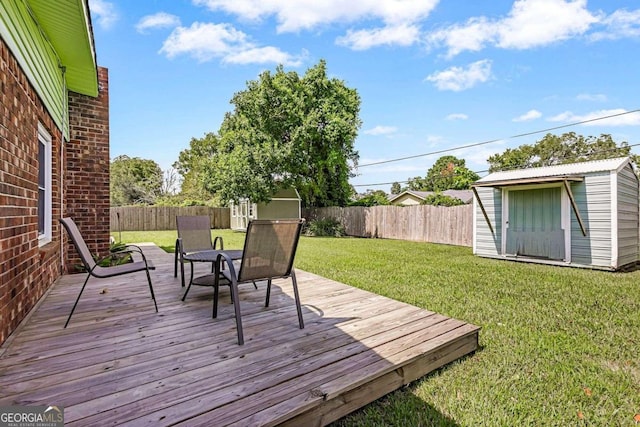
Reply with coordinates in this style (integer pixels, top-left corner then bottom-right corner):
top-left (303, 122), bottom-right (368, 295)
top-left (0, 244), bottom-right (480, 426)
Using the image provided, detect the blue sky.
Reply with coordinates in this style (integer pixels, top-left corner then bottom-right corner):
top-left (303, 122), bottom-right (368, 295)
top-left (89, 0), bottom-right (640, 192)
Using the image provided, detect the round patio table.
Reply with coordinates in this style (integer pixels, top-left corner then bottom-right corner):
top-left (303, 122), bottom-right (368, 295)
top-left (184, 249), bottom-right (243, 286)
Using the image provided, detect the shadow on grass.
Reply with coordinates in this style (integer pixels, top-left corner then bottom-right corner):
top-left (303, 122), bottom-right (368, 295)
top-left (329, 389), bottom-right (461, 427)
top-left (330, 348), bottom-right (483, 427)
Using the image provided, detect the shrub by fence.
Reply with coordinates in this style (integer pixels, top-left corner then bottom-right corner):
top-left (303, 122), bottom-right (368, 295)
top-left (303, 204), bottom-right (473, 247)
top-left (110, 206), bottom-right (230, 231)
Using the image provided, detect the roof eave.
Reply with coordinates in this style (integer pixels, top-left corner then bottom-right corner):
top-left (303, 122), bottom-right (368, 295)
top-left (28, 0), bottom-right (98, 97)
top-left (473, 176), bottom-right (585, 188)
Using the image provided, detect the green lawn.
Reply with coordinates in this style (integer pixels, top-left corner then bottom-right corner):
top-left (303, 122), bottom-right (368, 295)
top-left (117, 230), bottom-right (640, 426)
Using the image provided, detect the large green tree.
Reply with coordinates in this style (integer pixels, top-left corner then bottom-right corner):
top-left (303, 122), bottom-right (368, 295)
top-left (173, 132), bottom-right (221, 202)
top-left (110, 155), bottom-right (163, 206)
top-left (407, 155), bottom-right (479, 191)
top-left (200, 60), bottom-right (361, 207)
top-left (488, 132), bottom-right (635, 172)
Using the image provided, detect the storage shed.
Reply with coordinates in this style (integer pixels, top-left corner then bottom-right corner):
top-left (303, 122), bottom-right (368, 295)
top-left (472, 157), bottom-right (639, 270)
top-left (230, 187), bottom-right (302, 231)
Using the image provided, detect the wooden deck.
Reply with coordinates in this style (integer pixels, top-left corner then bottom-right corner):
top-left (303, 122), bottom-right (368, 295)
top-left (0, 244), bottom-right (480, 426)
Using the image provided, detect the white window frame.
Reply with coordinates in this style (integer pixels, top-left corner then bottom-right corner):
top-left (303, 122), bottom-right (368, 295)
top-left (38, 123), bottom-right (52, 246)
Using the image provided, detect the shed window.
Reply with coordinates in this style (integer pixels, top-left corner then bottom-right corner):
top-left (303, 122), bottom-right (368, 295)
top-left (38, 124), bottom-right (52, 246)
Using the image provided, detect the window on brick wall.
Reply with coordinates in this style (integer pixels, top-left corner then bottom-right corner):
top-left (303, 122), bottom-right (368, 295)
top-left (38, 124), bottom-right (52, 246)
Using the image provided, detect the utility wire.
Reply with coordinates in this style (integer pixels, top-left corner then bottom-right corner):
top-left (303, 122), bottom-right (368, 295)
top-left (353, 142), bottom-right (640, 188)
top-left (357, 109), bottom-right (640, 168)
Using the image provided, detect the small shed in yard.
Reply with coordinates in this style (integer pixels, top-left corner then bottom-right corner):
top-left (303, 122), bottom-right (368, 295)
top-left (230, 187), bottom-right (302, 231)
top-left (472, 157), bottom-right (639, 270)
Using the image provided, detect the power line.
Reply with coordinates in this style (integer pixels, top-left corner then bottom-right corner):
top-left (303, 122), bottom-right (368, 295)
top-left (357, 109), bottom-right (640, 168)
top-left (353, 142), bottom-right (640, 188)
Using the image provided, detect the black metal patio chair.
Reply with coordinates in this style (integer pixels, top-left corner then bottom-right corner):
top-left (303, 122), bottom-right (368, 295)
top-left (174, 215), bottom-right (225, 288)
top-left (59, 217), bottom-right (158, 328)
top-left (175, 215), bottom-right (248, 301)
top-left (212, 219), bottom-right (305, 345)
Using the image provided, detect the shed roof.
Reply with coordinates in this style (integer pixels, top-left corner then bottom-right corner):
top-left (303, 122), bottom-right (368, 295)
top-left (475, 157), bottom-right (631, 186)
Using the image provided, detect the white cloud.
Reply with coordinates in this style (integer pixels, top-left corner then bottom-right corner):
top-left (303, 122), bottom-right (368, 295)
top-left (224, 46), bottom-right (306, 66)
top-left (548, 109), bottom-right (640, 126)
top-left (159, 22), bottom-right (304, 66)
top-left (453, 141), bottom-right (507, 168)
top-left (576, 93), bottom-right (607, 102)
top-left (193, 0), bottom-right (438, 33)
top-left (512, 109), bottom-right (542, 122)
top-left (425, 60), bottom-right (492, 92)
top-left (427, 17), bottom-right (496, 58)
top-left (89, 0), bottom-right (118, 30)
top-left (590, 9), bottom-right (640, 41)
top-left (446, 113), bottom-right (468, 120)
top-left (337, 24), bottom-right (421, 50)
top-left (136, 13), bottom-right (181, 33)
top-left (496, 0), bottom-right (598, 49)
top-left (426, 0), bottom-right (599, 57)
top-left (364, 126), bottom-right (398, 136)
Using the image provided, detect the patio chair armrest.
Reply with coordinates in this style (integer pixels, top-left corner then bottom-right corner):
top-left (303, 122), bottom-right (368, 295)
top-left (113, 244), bottom-right (155, 270)
top-left (215, 252), bottom-right (238, 283)
top-left (213, 235), bottom-right (224, 250)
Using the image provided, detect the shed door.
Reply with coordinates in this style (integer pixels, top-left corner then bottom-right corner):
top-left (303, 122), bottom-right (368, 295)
top-left (506, 187), bottom-right (565, 260)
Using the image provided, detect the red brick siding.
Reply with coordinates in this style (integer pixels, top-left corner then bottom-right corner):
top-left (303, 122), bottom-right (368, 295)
top-left (64, 67), bottom-right (110, 272)
top-left (0, 37), bottom-right (109, 346)
top-left (0, 37), bottom-right (63, 345)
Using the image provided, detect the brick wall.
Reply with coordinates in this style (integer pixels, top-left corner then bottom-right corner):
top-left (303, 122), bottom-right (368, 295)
top-left (0, 37), bottom-right (63, 345)
top-left (0, 37), bottom-right (109, 345)
top-left (64, 67), bottom-right (110, 272)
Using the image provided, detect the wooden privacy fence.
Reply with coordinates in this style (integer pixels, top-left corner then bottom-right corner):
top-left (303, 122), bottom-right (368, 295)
top-left (303, 204), bottom-right (473, 247)
top-left (110, 206), bottom-right (230, 231)
top-left (110, 204), bottom-right (473, 247)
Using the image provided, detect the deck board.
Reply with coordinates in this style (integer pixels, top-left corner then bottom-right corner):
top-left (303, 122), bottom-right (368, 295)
top-left (0, 243), bottom-right (479, 426)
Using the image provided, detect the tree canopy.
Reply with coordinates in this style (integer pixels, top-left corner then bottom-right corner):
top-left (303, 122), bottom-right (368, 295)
top-left (488, 132), bottom-right (635, 172)
top-left (421, 193), bottom-right (466, 207)
top-left (390, 182), bottom-right (401, 195)
top-left (406, 155), bottom-right (479, 191)
top-left (189, 60), bottom-right (361, 207)
top-left (110, 155), bottom-right (163, 206)
top-left (349, 190), bottom-right (390, 207)
top-left (173, 132), bottom-right (222, 203)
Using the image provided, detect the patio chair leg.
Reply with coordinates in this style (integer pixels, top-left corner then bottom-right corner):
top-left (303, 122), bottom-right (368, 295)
top-left (180, 257), bottom-right (186, 288)
top-left (174, 239), bottom-right (179, 278)
top-left (265, 279), bottom-right (272, 307)
top-left (212, 273), bottom-right (220, 318)
top-left (291, 270), bottom-right (304, 329)
top-left (146, 268), bottom-right (158, 312)
top-left (229, 280), bottom-right (244, 345)
top-left (64, 273), bottom-right (91, 328)
top-left (181, 266), bottom-right (194, 301)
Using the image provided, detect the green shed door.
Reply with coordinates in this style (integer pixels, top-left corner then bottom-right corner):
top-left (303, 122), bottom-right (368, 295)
top-left (506, 187), bottom-right (565, 260)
